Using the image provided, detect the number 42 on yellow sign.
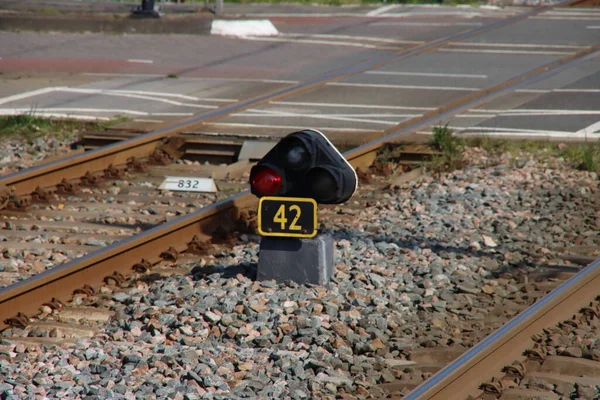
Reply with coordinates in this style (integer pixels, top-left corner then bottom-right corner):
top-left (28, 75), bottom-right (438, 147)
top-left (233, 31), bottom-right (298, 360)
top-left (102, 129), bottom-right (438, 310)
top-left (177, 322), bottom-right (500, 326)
top-left (257, 197), bottom-right (317, 238)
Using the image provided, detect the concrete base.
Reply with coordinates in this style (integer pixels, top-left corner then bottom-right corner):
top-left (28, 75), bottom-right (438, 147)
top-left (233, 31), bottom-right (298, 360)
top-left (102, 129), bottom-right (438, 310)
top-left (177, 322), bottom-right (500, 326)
top-left (257, 234), bottom-right (333, 287)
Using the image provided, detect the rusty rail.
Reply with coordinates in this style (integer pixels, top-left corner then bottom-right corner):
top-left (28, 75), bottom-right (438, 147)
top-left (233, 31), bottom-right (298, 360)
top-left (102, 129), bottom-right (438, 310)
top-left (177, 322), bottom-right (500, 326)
top-left (404, 256), bottom-right (600, 400)
top-left (0, 0), bottom-right (579, 200)
top-left (1, 40), bottom-right (599, 331)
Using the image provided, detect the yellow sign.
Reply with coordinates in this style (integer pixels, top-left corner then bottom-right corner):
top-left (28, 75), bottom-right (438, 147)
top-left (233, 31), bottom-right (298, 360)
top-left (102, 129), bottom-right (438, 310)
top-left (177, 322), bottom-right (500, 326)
top-left (258, 196), bottom-right (317, 238)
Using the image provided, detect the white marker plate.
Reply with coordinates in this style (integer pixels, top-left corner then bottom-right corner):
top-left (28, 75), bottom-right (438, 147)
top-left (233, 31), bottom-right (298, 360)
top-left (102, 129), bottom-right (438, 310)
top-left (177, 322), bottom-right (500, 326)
top-left (159, 177), bottom-right (217, 193)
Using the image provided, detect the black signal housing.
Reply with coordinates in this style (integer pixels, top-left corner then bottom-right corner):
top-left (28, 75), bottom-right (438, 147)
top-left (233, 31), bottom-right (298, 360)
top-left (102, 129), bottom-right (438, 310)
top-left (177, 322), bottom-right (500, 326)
top-left (249, 129), bottom-right (357, 204)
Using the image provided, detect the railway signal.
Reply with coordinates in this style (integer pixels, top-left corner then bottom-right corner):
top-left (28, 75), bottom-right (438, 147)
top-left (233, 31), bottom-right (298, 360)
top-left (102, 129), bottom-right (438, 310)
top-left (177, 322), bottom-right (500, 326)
top-left (250, 129), bottom-right (357, 204)
top-left (250, 129), bottom-right (357, 287)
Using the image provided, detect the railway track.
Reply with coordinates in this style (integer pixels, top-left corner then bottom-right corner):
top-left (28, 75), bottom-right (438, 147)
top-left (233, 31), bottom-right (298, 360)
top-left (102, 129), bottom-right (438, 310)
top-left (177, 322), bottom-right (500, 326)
top-left (401, 255), bottom-right (600, 400)
top-left (1, 142), bottom-right (597, 399)
top-left (1, 34), bottom-right (598, 324)
top-left (0, 0), bottom-right (599, 398)
top-left (2, 0), bottom-right (594, 200)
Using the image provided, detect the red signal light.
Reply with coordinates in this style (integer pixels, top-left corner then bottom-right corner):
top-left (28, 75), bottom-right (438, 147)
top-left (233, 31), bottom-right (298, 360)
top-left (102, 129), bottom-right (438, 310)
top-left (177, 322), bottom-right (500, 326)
top-left (251, 166), bottom-right (282, 196)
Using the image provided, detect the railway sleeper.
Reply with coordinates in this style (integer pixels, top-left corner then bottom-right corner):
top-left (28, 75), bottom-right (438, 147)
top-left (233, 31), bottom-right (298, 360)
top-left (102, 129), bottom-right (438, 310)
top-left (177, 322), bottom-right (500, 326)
top-left (502, 361), bottom-right (526, 380)
top-left (539, 355), bottom-right (600, 377)
top-left (104, 164), bottom-right (127, 179)
top-left (132, 258), bottom-right (152, 273)
top-left (5, 195), bottom-right (31, 210)
top-left (57, 178), bottom-right (78, 193)
top-left (488, 357), bottom-right (600, 399)
top-left (4, 312), bottom-right (30, 329)
top-left (522, 372), bottom-right (600, 391)
top-left (31, 186), bottom-right (53, 202)
top-left (149, 148), bottom-right (173, 165)
top-left (104, 271), bottom-right (126, 287)
top-left (81, 171), bottom-right (105, 186)
top-left (41, 297), bottom-right (65, 311)
top-left (479, 376), bottom-right (505, 396)
top-left (498, 388), bottom-right (560, 400)
top-left (127, 156), bottom-right (149, 172)
top-left (186, 235), bottom-right (212, 255)
top-left (57, 306), bottom-right (115, 323)
top-left (22, 322), bottom-right (98, 339)
top-left (160, 246), bottom-right (179, 261)
top-left (73, 284), bottom-right (95, 296)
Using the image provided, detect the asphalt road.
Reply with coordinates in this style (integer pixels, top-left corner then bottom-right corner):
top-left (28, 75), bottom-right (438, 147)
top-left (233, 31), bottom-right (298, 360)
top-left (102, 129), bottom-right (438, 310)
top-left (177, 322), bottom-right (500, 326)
top-left (0, 4), bottom-right (599, 142)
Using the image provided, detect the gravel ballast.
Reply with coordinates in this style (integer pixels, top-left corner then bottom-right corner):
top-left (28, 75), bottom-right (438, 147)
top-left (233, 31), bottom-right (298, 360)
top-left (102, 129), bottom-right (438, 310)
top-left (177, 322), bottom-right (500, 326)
top-left (1, 148), bottom-right (599, 399)
top-left (0, 131), bottom-right (80, 176)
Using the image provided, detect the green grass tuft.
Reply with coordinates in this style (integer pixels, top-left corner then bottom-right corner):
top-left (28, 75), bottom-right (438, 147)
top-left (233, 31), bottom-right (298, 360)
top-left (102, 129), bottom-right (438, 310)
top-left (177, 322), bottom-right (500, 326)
top-left (428, 124), bottom-right (465, 172)
top-left (39, 7), bottom-right (60, 15)
top-left (463, 136), bottom-right (600, 174)
top-left (0, 113), bottom-right (129, 142)
top-left (560, 143), bottom-right (600, 174)
top-left (0, 113), bottom-right (55, 138)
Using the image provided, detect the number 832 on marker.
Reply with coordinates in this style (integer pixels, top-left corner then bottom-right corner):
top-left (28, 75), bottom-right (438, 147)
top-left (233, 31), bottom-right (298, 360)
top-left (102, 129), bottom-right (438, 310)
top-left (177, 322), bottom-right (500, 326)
top-left (257, 197), bottom-right (317, 238)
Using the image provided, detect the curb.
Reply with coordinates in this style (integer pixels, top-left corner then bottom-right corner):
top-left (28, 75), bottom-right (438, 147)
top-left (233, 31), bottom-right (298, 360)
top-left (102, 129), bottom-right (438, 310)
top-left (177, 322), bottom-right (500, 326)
top-left (0, 14), bottom-right (216, 35)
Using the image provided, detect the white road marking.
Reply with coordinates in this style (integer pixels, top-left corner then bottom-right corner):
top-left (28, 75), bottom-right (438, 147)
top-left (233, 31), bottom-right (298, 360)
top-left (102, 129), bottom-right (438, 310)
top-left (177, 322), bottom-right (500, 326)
top-left (544, 10), bottom-right (600, 16)
top-left (576, 120), bottom-right (600, 135)
top-left (367, 4), bottom-right (401, 16)
top-left (84, 72), bottom-right (166, 78)
top-left (82, 72), bottom-right (298, 84)
top-left (532, 16), bottom-right (600, 20)
top-left (371, 21), bottom-right (483, 26)
top-left (0, 107), bottom-right (147, 116)
top-left (237, 10), bottom-right (493, 18)
top-left (438, 48), bottom-right (573, 56)
top-left (151, 112), bottom-right (195, 116)
top-left (515, 89), bottom-right (551, 93)
top-left (510, 88), bottom-right (600, 95)
top-left (0, 108), bottom-right (194, 117)
top-left (366, 71), bottom-right (487, 79)
top-left (455, 114), bottom-right (497, 118)
top-left (207, 122), bottom-right (380, 132)
top-left (306, 113), bottom-right (417, 118)
top-left (0, 86), bottom-right (233, 118)
top-left (11, 87), bottom-right (216, 108)
top-left (588, 26), bottom-right (600, 29)
top-left (449, 42), bottom-right (585, 49)
top-left (0, 86), bottom-right (231, 108)
top-left (236, 109), bottom-right (401, 126)
top-left (239, 13), bottom-right (372, 17)
top-left (449, 125), bottom-right (599, 139)
top-left (127, 59), bottom-right (154, 64)
top-left (468, 109), bottom-right (600, 116)
top-left (0, 87), bottom-right (57, 105)
top-left (134, 119), bottom-right (164, 123)
top-left (260, 79), bottom-right (300, 84)
top-left (554, 88), bottom-right (600, 93)
top-left (59, 88), bottom-right (219, 108)
top-left (0, 110), bottom-right (111, 121)
top-left (278, 33), bottom-right (423, 45)
top-left (61, 88), bottom-right (206, 101)
top-left (243, 36), bottom-right (381, 49)
top-left (270, 101), bottom-right (436, 111)
top-left (326, 82), bottom-right (478, 91)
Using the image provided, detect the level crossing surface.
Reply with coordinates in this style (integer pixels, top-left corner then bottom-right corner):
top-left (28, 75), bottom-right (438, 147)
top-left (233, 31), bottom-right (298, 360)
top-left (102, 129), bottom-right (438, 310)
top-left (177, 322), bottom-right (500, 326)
top-left (0, 4), bottom-right (598, 141)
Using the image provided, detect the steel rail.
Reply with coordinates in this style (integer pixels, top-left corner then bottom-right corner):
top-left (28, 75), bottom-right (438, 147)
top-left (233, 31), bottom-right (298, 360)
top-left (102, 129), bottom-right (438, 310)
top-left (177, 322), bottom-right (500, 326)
top-left (0, 0), bottom-right (577, 198)
top-left (404, 255), bottom-right (600, 400)
top-left (1, 42), bottom-right (599, 330)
